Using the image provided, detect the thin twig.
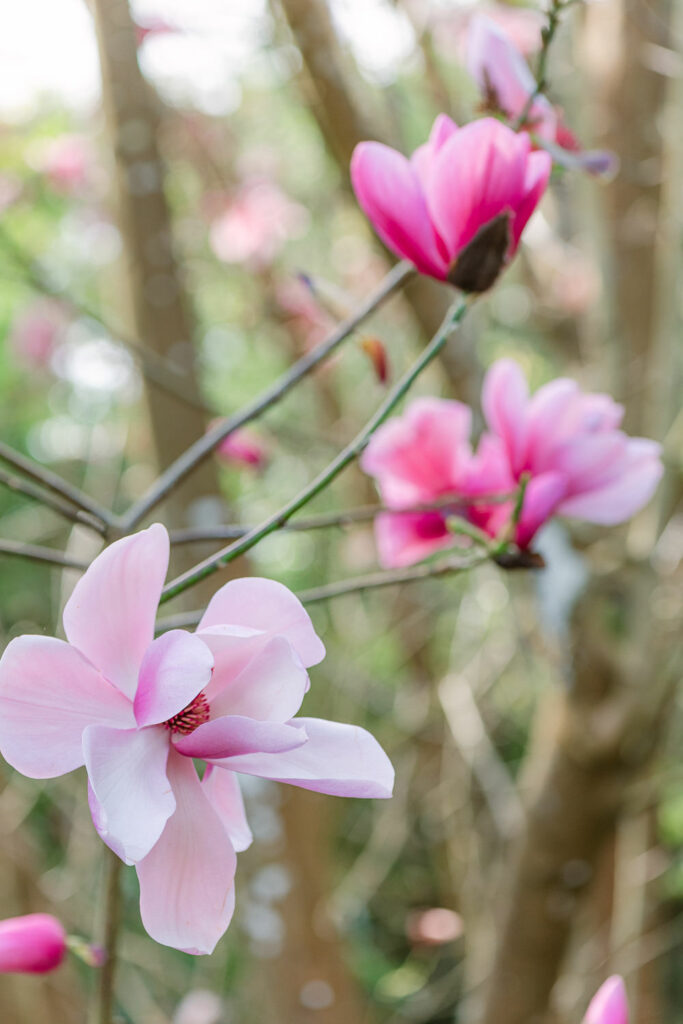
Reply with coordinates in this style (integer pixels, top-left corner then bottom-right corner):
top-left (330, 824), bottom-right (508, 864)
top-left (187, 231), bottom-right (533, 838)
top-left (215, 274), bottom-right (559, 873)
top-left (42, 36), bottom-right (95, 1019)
top-left (0, 466), bottom-right (107, 536)
top-left (0, 441), bottom-right (112, 527)
top-left (121, 261), bottom-right (415, 532)
top-left (166, 492), bottom-right (516, 546)
top-left (88, 849), bottom-right (122, 1024)
top-left (159, 293), bottom-right (469, 603)
top-left (0, 538), bottom-right (89, 571)
top-left (513, 0), bottom-right (570, 131)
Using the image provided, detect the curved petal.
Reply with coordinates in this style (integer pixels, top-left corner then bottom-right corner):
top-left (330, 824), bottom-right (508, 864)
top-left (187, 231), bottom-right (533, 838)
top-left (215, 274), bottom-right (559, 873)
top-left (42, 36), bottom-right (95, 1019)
top-left (481, 359), bottom-right (529, 475)
top-left (202, 766), bottom-right (253, 852)
top-left (63, 524), bottom-right (169, 699)
top-left (83, 725), bottom-right (174, 864)
top-left (173, 716), bottom-right (308, 762)
top-left (425, 118), bottom-right (529, 260)
top-left (350, 142), bottom-right (448, 278)
top-left (509, 148), bottom-right (552, 250)
top-left (515, 471), bottom-right (566, 548)
top-left (210, 637), bottom-right (309, 722)
top-left (220, 718), bottom-right (395, 798)
top-left (583, 976), bottom-right (629, 1024)
top-left (134, 630), bottom-right (214, 727)
top-left (374, 511), bottom-right (452, 568)
top-left (198, 577), bottom-right (325, 668)
top-left (0, 636), bottom-right (133, 779)
top-left (137, 752), bottom-right (237, 955)
top-left (558, 439), bottom-right (663, 524)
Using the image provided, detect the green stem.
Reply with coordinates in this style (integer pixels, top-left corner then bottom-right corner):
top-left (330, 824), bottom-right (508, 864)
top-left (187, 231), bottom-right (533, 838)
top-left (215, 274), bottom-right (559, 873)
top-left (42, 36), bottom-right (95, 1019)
top-left (160, 294), bottom-right (470, 604)
top-left (88, 850), bottom-right (122, 1024)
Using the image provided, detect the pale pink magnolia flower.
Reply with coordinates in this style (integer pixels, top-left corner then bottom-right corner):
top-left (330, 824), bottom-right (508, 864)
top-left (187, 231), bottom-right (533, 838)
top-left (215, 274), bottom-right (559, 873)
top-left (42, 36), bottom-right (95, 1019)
top-left (209, 181), bottom-right (309, 269)
top-left (0, 525), bottom-right (393, 955)
top-left (482, 359), bottom-right (663, 532)
top-left (9, 299), bottom-right (66, 370)
top-left (37, 135), bottom-right (93, 194)
top-left (583, 976), bottom-right (629, 1024)
top-left (214, 426), bottom-right (268, 470)
top-left (0, 914), bottom-right (67, 974)
top-left (351, 114), bottom-right (551, 292)
top-left (467, 16), bottom-right (617, 178)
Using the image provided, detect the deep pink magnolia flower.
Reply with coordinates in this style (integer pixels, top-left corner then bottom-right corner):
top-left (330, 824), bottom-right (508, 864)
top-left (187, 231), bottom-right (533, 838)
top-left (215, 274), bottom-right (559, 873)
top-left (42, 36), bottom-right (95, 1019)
top-left (467, 16), bottom-right (617, 178)
top-left (351, 114), bottom-right (551, 292)
top-left (0, 914), bottom-right (67, 974)
top-left (0, 525), bottom-right (393, 955)
top-left (361, 363), bottom-right (663, 567)
top-left (583, 976), bottom-right (628, 1024)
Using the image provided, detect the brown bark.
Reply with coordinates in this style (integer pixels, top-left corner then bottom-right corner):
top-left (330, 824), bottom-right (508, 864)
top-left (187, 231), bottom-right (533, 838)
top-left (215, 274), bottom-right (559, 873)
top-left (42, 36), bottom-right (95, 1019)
top-left (90, 0), bottom-right (220, 543)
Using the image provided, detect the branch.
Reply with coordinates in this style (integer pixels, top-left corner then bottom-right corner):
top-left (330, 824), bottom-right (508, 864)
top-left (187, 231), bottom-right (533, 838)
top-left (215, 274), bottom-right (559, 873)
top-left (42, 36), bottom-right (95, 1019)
top-left (88, 849), bottom-right (122, 1024)
top-left (0, 441), bottom-right (112, 527)
top-left (0, 466), bottom-right (107, 536)
top-left (159, 293), bottom-right (469, 603)
top-left (513, 0), bottom-right (571, 131)
top-left (0, 538), bottom-right (89, 571)
top-left (121, 261), bottom-right (414, 532)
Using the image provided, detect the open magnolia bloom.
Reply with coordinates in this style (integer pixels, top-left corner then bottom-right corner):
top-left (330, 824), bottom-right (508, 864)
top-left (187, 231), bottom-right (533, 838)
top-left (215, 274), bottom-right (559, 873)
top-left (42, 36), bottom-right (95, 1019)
top-left (351, 114), bottom-right (551, 292)
top-left (361, 361), bottom-right (663, 568)
top-left (583, 976), bottom-right (628, 1024)
top-left (467, 15), bottom-right (617, 179)
top-left (0, 525), bottom-right (394, 955)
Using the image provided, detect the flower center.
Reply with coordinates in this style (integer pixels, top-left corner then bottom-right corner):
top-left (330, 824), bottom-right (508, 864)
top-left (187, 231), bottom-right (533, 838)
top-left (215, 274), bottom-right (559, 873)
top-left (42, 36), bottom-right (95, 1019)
top-left (165, 692), bottom-right (210, 735)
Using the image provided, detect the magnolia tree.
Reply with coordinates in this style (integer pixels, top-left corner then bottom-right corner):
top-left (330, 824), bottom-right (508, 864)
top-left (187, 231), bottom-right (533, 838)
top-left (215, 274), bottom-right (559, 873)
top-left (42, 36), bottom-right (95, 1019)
top-left (0, 0), bottom-right (678, 1023)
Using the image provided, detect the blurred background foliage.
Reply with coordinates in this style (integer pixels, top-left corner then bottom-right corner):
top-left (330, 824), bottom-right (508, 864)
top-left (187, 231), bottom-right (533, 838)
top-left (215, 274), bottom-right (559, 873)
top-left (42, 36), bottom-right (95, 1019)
top-left (0, 1), bottom-right (681, 1022)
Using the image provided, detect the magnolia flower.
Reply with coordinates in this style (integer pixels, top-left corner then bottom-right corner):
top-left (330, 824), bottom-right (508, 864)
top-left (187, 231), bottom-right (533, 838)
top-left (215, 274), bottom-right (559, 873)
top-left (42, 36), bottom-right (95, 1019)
top-left (467, 16), bottom-right (617, 178)
top-left (37, 135), bottom-right (93, 194)
top-left (209, 181), bottom-right (309, 268)
top-left (214, 426), bottom-right (268, 470)
top-left (583, 976), bottom-right (628, 1024)
top-left (0, 525), bottom-right (393, 955)
top-left (351, 114), bottom-right (551, 292)
top-left (0, 915), bottom-right (67, 974)
top-left (361, 363), bottom-right (663, 567)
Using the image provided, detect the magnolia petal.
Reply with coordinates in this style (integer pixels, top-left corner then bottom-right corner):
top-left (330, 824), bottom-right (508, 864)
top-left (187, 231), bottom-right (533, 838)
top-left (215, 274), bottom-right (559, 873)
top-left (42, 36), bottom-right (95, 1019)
top-left (0, 635), bottom-right (133, 779)
top-left (198, 577), bottom-right (324, 669)
top-left (515, 472), bottom-right (566, 548)
top-left (137, 752), bottom-right (237, 955)
top-left (558, 439), bottom-right (663, 524)
top-left (83, 725), bottom-right (175, 865)
top-left (350, 142), bottom-right (448, 278)
top-left (173, 715), bottom-right (308, 761)
top-left (583, 976), bottom-right (629, 1024)
top-left (509, 148), bottom-right (552, 250)
top-left (219, 717), bottom-right (395, 798)
top-left (374, 511), bottom-right (452, 568)
top-left (134, 630), bottom-right (214, 728)
top-left (481, 359), bottom-right (530, 475)
top-left (63, 524), bottom-right (169, 699)
top-left (202, 766), bottom-right (253, 852)
top-left (209, 636), bottom-right (309, 722)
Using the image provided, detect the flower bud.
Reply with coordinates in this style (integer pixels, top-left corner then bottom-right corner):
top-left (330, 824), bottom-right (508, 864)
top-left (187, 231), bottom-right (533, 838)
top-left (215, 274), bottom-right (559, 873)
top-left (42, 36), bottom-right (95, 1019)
top-left (0, 914), bottom-right (67, 974)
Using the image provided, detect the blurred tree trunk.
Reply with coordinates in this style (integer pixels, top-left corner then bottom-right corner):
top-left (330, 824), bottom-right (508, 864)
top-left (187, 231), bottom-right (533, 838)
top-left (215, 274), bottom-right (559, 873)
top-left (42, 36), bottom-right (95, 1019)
top-left (478, 1), bottom-right (680, 1021)
top-left (91, 0), bottom-right (221, 554)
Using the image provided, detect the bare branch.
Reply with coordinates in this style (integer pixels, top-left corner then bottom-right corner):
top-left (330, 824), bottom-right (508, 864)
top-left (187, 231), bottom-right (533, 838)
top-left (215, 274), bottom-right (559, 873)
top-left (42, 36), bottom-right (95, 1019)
top-left (0, 466), bottom-right (107, 536)
top-left (0, 539), bottom-right (89, 571)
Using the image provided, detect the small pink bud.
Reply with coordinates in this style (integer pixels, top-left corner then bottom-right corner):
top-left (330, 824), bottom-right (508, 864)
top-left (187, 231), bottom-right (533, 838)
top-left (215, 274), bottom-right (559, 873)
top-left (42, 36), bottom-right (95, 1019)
top-left (361, 336), bottom-right (389, 384)
top-left (0, 914), bottom-right (67, 974)
top-left (583, 976), bottom-right (629, 1024)
top-left (405, 908), bottom-right (464, 947)
top-left (214, 426), bottom-right (268, 470)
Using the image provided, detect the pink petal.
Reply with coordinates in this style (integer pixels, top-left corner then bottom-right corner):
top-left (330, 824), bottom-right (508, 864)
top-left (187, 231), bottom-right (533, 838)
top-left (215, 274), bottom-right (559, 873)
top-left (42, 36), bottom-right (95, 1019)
top-left (509, 148), bottom-right (552, 250)
top-left (198, 577), bottom-right (324, 669)
top-left (137, 752), bottom-right (237, 954)
top-left (467, 15), bottom-right (538, 118)
top-left (425, 118), bottom-right (529, 260)
top-left (351, 142), bottom-right (448, 278)
top-left (210, 636), bottom-right (309, 722)
top-left (63, 524), bottom-right (169, 699)
top-left (515, 471), bottom-right (566, 548)
top-left (134, 630), bottom-right (214, 728)
top-left (410, 114), bottom-right (459, 194)
top-left (481, 359), bottom-right (530, 475)
top-left (201, 766), bottom-right (253, 852)
top-left (374, 511), bottom-right (452, 568)
top-left (194, 625), bottom-right (267, 702)
top-left (0, 636), bottom-right (133, 779)
top-left (173, 715), bottom-right (308, 761)
top-left (583, 976), bottom-right (629, 1024)
top-left (0, 914), bottom-right (67, 974)
top-left (217, 717), bottom-right (395, 798)
top-left (523, 378), bottom-right (581, 469)
top-left (558, 439), bottom-right (663, 524)
top-left (83, 725), bottom-right (175, 864)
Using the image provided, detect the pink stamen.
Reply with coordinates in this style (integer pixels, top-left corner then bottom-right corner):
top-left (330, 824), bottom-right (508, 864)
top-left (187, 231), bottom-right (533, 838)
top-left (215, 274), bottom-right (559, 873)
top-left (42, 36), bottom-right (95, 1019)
top-left (165, 692), bottom-right (210, 735)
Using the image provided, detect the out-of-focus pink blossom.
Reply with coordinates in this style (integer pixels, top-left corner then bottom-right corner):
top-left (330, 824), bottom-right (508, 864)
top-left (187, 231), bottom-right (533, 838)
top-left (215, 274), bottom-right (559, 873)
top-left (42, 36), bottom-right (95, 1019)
top-left (0, 914), bottom-right (67, 974)
top-left (37, 135), bottom-right (93, 194)
top-left (0, 525), bottom-right (393, 955)
top-left (134, 16), bottom-right (178, 46)
top-left (467, 16), bottom-right (617, 178)
top-left (406, 907), bottom-right (464, 946)
top-left (361, 363), bottom-right (663, 567)
top-left (583, 976), bottom-right (629, 1024)
top-left (215, 427), bottom-right (268, 470)
top-left (209, 181), bottom-right (309, 268)
top-left (9, 300), bottom-right (67, 370)
top-left (351, 114), bottom-right (551, 292)
top-left (436, 4), bottom-right (544, 60)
